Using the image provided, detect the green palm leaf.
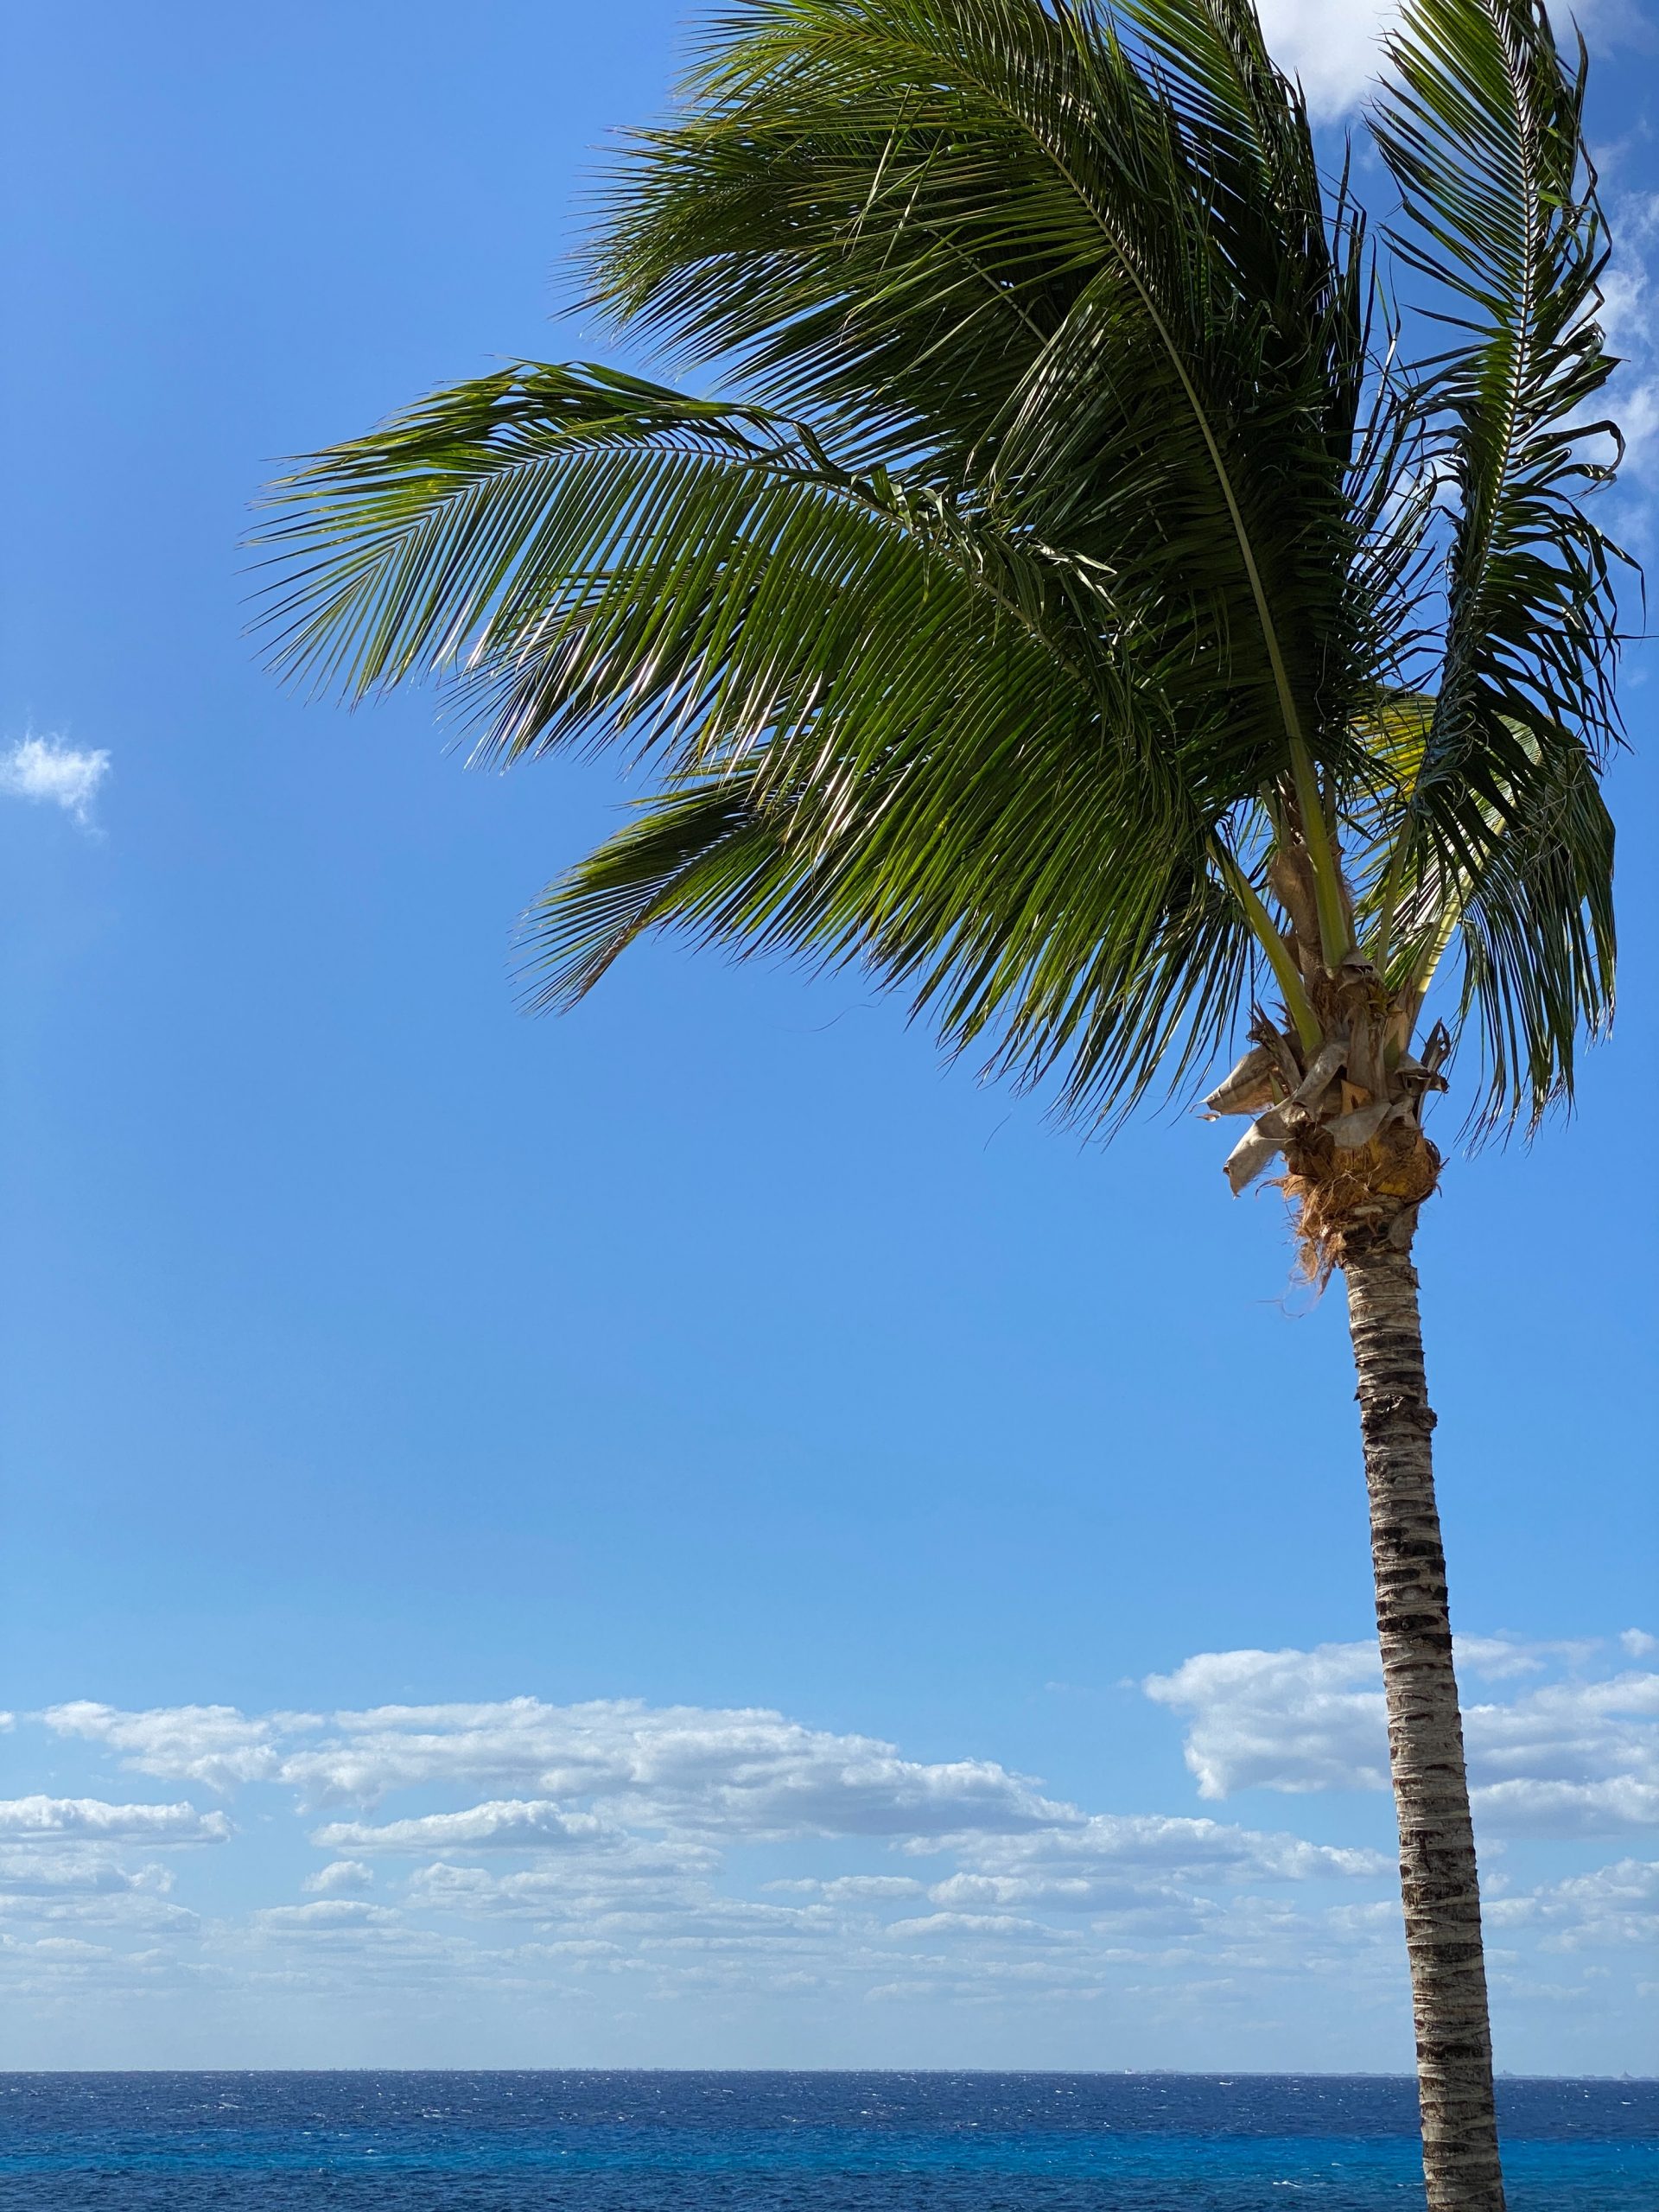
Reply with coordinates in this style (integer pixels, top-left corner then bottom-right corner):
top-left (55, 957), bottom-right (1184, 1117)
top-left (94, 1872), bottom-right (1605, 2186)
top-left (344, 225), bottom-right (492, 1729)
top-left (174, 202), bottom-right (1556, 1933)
top-left (1370, 0), bottom-right (1629, 1124)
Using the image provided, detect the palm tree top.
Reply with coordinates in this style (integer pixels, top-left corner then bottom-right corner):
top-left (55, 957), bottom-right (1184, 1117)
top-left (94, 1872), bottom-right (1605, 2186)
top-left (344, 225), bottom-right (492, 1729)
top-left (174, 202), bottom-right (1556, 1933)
top-left (256, 0), bottom-right (1633, 1143)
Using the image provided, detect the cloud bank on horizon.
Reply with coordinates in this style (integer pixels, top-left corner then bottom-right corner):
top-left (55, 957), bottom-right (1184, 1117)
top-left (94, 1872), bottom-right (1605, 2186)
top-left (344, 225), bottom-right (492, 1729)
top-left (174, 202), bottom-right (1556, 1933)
top-left (4, 1631), bottom-right (1652, 2068)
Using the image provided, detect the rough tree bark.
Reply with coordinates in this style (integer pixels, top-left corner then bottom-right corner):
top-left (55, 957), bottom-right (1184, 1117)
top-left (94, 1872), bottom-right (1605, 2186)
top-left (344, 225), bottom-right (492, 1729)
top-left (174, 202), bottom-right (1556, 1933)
top-left (1344, 1235), bottom-right (1506, 2212)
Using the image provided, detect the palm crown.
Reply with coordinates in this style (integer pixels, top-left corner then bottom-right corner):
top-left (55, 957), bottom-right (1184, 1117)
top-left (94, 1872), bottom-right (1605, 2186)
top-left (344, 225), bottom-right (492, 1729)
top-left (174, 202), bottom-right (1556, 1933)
top-left (260, 0), bottom-right (1628, 1194)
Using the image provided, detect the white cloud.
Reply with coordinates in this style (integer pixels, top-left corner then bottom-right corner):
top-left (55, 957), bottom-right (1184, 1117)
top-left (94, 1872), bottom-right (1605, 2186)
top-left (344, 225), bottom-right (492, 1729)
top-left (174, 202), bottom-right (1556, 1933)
top-left (41, 1702), bottom-right (296, 1791)
top-left (0, 1880), bottom-right (199, 1936)
top-left (311, 1800), bottom-right (621, 1855)
top-left (902, 1813), bottom-right (1385, 1940)
top-left (1255, 0), bottom-right (1644, 123)
top-left (1489, 1859), bottom-right (1659, 1951)
top-left (0, 1796), bottom-right (231, 1844)
top-left (0, 734), bottom-right (110, 826)
top-left (291, 1695), bottom-right (1072, 1837)
top-left (1472, 1777), bottom-right (1659, 1837)
top-left (1144, 1643), bottom-right (1390, 1796)
top-left (947, 1812), bottom-right (1388, 1884)
top-left (302, 1859), bottom-right (374, 1897)
top-left (404, 1856), bottom-right (712, 1923)
top-left (888, 1911), bottom-right (1068, 1944)
top-left (255, 1899), bottom-right (400, 1934)
top-left (51, 1694), bottom-right (1071, 1839)
top-left (818, 1876), bottom-right (929, 1904)
top-left (1589, 193), bottom-right (1659, 491)
top-left (1256, 0), bottom-right (1397, 118)
top-left (0, 1852), bottom-right (171, 1898)
top-left (1465, 1669), bottom-right (1658, 1785)
top-left (1142, 1640), bottom-right (1659, 1839)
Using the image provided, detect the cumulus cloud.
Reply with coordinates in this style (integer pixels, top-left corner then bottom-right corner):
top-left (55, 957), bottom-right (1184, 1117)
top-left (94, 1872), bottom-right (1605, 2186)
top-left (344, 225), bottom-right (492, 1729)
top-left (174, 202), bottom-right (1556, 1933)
top-left (1144, 1643), bottom-right (1390, 1797)
top-left (0, 1852), bottom-right (172, 1899)
top-left (0, 1796), bottom-right (231, 1845)
top-left (50, 1694), bottom-right (1071, 1839)
top-left (1465, 1668), bottom-right (1659, 1804)
top-left (293, 1696), bottom-right (1071, 1836)
top-left (255, 1899), bottom-right (400, 1934)
top-left (41, 1703), bottom-right (296, 1792)
top-left (1472, 1777), bottom-right (1659, 1836)
top-left (0, 1881), bottom-right (200, 1936)
top-left (1255, 0), bottom-right (1643, 123)
top-left (1591, 194), bottom-right (1659, 487)
top-left (1489, 1859), bottom-right (1659, 1952)
top-left (889, 1910), bottom-right (1068, 1944)
top-left (301, 1859), bottom-right (374, 1897)
top-left (0, 734), bottom-right (110, 827)
top-left (934, 1813), bottom-right (1388, 1889)
top-left (1256, 0), bottom-right (1397, 118)
top-left (404, 1855), bottom-right (715, 1923)
top-left (812, 1876), bottom-right (929, 1904)
top-left (311, 1801), bottom-right (621, 1855)
top-left (1143, 1640), bottom-right (1659, 1839)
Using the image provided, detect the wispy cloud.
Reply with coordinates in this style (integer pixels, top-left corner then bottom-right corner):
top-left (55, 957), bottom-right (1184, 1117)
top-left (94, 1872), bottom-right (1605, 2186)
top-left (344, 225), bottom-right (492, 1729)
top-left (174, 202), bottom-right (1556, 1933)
top-left (0, 734), bottom-right (111, 828)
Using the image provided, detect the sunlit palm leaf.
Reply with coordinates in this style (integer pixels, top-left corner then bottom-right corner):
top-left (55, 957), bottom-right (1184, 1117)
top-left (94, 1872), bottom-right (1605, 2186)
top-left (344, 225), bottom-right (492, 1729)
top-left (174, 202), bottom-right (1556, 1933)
top-left (589, 0), bottom-right (1392, 791)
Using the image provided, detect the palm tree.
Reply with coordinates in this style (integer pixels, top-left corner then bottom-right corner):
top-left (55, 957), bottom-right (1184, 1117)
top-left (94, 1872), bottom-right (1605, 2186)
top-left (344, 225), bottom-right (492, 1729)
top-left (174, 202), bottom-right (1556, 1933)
top-left (257, 0), bottom-right (1630, 2202)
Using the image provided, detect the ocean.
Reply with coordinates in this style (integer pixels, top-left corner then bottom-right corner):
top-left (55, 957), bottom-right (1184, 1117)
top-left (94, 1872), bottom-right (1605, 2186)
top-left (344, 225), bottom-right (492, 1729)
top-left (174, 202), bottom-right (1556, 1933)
top-left (0, 2071), bottom-right (1652, 2209)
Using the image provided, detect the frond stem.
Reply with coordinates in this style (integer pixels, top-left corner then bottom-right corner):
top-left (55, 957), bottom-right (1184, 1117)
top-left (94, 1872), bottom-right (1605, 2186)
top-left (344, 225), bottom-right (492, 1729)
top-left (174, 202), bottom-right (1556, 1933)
top-left (1214, 845), bottom-right (1322, 1051)
top-left (858, 21), bottom-right (1353, 970)
top-left (1287, 741), bottom-right (1353, 968)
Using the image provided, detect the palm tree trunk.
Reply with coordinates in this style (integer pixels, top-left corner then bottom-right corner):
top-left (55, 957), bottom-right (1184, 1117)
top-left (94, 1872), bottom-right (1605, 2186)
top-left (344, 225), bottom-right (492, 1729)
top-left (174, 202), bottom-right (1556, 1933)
top-left (1343, 1237), bottom-right (1505, 2212)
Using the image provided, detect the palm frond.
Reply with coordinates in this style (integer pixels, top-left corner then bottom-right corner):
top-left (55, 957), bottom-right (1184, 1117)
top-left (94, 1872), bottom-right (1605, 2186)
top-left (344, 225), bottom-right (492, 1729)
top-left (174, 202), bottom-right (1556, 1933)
top-left (588, 0), bottom-right (1395, 800)
top-left (524, 739), bottom-right (1255, 1122)
top-left (521, 772), bottom-right (791, 1008)
top-left (1370, 0), bottom-right (1629, 1124)
top-left (255, 361), bottom-right (1097, 778)
top-left (260, 354), bottom-right (1265, 1116)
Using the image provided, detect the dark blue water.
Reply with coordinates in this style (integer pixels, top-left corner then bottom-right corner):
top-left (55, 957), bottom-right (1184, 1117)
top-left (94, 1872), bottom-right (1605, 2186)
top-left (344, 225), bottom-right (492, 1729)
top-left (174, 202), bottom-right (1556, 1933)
top-left (0, 2072), bottom-right (1652, 2209)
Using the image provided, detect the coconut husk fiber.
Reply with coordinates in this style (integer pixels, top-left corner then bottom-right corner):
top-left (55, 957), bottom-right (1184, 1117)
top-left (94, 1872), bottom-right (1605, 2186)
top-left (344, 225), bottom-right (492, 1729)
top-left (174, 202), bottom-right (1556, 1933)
top-left (1278, 1119), bottom-right (1442, 1281)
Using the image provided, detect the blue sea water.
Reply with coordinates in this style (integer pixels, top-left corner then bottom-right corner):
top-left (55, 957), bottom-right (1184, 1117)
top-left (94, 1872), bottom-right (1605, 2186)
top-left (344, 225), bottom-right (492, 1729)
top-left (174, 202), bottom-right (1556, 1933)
top-left (0, 2071), bottom-right (1652, 2210)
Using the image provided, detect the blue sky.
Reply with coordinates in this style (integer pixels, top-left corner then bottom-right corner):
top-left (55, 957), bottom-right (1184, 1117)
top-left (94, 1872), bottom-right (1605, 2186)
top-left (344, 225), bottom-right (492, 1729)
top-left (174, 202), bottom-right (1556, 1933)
top-left (1, 0), bottom-right (1655, 2072)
